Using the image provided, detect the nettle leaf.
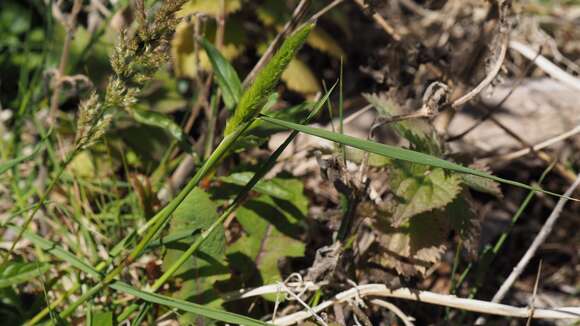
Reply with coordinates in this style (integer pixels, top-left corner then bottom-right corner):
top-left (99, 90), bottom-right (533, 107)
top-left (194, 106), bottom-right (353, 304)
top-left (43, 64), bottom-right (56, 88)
top-left (389, 162), bottom-right (461, 226)
top-left (0, 261), bottom-right (50, 288)
top-left (162, 188), bottom-right (229, 324)
top-left (200, 37), bottom-right (243, 110)
top-left (373, 208), bottom-right (449, 276)
top-left (227, 178), bottom-right (307, 289)
top-left (372, 195), bottom-right (477, 276)
top-left (363, 92), bottom-right (442, 155)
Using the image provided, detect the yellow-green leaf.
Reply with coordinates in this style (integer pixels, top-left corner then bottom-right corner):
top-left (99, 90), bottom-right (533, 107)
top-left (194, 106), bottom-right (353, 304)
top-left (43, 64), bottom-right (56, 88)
top-left (281, 58), bottom-right (320, 95)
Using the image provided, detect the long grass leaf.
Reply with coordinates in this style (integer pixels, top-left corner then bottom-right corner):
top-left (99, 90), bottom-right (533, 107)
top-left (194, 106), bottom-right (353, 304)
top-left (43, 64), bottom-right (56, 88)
top-left (110, 282), bottom-right (269, 326)
top-left (258, 116), bottom-right (578, 200)
top-left (0, 143), bottom-right (43, 176)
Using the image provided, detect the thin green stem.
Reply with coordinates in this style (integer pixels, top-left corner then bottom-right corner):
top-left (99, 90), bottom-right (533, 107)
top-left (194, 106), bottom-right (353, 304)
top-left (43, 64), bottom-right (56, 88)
top-left (60, 121), bottom-right (252, 319)
top-left (117, 85), bottom-right (336, 322)
top-left (4, 151), bottom-right (76, 262)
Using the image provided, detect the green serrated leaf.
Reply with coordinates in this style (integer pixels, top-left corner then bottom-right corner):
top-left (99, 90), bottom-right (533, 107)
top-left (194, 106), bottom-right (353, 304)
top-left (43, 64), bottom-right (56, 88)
top-left (390, 164), bottom-right (461, 226)
top-left (0, 261), bottom-right (50, 288)
top-left (200, 37), bottom-right (243, 110)
top-left (363, 93), bottom-right (442, 155)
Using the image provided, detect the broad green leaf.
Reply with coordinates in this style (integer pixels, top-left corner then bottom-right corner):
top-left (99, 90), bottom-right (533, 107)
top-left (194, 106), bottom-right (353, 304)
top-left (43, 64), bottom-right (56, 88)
top-left (219, 172), bottom-right (293, 200)
top-left (0, 261), bottom-right (50, 288)
top-left (89, 310), bottom-right (113, 326)
top-left (0, 144), bottom-right (42, 176)
top-left (258, 115), bottom-right (576, 200)
top-left (109, 282), bottom-right (268, 326)
top-left (228, 179), bottom-right (307, 289)
top-left (225, 23), bottom-right (314, 134)
top-left (200, 37), bottom-right (243, 110)
top-left (130, 109), bottom-right (185, 143)
top-left (162, 188), bottom-right (228, 324)
top-left (389, 163), bottom-right (461, 226)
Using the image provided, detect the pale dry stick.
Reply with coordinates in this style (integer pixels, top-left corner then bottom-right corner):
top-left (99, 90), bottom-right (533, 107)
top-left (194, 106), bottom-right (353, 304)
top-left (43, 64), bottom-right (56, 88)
top-left (474, 174), bottom-right (580, 324)
top-left (343, 104), bottom-right (373, 125)
top-left (352, 0), bottom-right (402, 41)
top-left (369, 299), bottom-right (415, 326)
top-left (484, 113), bottom-right (578, 184)
top-left (279, 280), bottom-right (328, 326)
top-left (509, 40), bottom-right (580, 91)
top-left (478, 124), bottom-right (580, 165)
top-left (491, 172), bottom-right (580, 302)
top-left (268, 284), bottom-right (580, 325)
top-left (242, 0), bottom-right (310, 87)
top-left (526, 260), bottom-right (543, 326)
top-left (310, 0), bottom-right (345, 22)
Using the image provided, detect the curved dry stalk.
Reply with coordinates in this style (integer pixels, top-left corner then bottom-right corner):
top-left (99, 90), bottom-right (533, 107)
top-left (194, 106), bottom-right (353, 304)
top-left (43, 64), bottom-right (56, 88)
top-left (478, 124), bottom-right (580, 165)
top-left (369, 299), bottom-right (415, 326)
top-left (451, 32), bottom-right (508, 109)
top-left (249, 284), bottom-right (580, 325)
top-left (509, 40), bottom-right (580, 91)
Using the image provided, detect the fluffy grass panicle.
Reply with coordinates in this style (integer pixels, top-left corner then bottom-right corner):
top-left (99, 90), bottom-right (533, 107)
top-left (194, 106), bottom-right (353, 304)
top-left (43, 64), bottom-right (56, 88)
top-left (224, 23), bottom-right (315, 135)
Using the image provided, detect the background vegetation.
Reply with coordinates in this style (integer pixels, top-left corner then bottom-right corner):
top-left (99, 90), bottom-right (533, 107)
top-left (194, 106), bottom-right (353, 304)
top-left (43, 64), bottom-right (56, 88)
top-left (1, 0), bottom-right (580, 325)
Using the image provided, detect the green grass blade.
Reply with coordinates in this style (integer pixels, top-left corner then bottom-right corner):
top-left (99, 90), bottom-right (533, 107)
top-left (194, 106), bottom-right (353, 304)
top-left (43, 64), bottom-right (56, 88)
top-left (10, 225), bottom-right (101, 278)
top-left (109, 282), bottom-right (269, 326)
top-left (0, 261), bottom-right (50, 288)
top-left (258, 116), bottom-right (578, 201)
top-left (199, 37), bottom-right (243, 110)
top-left (0, 143), bottom-right (43, 176)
